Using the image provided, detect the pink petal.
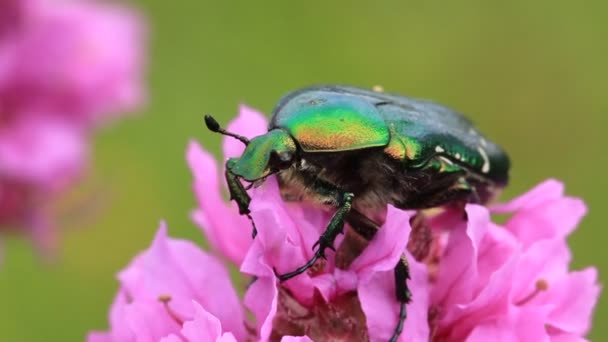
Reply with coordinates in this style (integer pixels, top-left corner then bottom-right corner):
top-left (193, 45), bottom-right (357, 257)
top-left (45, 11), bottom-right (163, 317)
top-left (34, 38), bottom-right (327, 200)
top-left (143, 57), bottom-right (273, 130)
top-left (474, 224), bottom-right (518, 293)
top-left (242, 204), bottom-right (317, 303)
top-left (187, 140), bottom-right (251, 265)
top-left (506, 196), bottom-right (586, 247)
top-left (492, 179), bottom-right (587, 245)
top-left (184, 302), bottom-right (223, 340)
top-left (0, 0), bottom-right (28, 37)
top-left (243, 271), bottom-right (279, 342)
top-left (281, 336), bottom-right (314, 342)
top-left (350, 205), bottom-right (414, 280)
top-left (492, 179), bottom-right (565, 212)
top-left (241, 179), bottom-right (337, 336)
top-left (432, 205), bottom-right (490, 307)
top-left (0, 114), bottom-right (85, 190)
top-left (222, 104), bottom-right (268, 159)
top-left (159, 335), bottom-right (183, 342)
top-left (179, 301), bottom-right (228, 342)
top-left (122, 300), bottom-right (182, 341)
top-left (510, 238), bottom-right (570, 302)
top-left (440, 253), bottom-right (519, 341)
top-left (359, 255), bottom-right (429, 341)
top-left (10, 0), bottom-right (146, 121)
top-left (467, 307), bottom-right (550, 342)
top-left (117, 223), bottom-right (246, 341)
top-left (550, 334), bottom-right (589, 342)
top-left (244, 177), bottom-right (334, 304)
top-left (86, 332), bottom-right (112, 342)
top-left (105, 290), bottom-right (138, 341)
top-left (542, 268), bottom-right (601, 335)
top-left (217, 334), bottom-right (238, 342)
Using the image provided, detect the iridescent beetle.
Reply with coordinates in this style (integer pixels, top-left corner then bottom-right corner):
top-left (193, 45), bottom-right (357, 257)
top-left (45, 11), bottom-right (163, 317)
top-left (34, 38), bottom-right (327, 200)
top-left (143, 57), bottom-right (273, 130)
top-left (205, 85), bottom-right (510, 341)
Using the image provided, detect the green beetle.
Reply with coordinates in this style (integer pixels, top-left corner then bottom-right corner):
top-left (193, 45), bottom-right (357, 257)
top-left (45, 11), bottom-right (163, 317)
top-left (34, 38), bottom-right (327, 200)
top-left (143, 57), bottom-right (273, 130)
top-left (205, 85), bottom-right (510, 342)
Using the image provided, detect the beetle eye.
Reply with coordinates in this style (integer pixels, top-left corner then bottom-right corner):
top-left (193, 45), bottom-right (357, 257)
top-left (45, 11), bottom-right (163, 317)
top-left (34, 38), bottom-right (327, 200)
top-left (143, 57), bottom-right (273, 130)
top-left (270, 150), bottom-right (294, 170)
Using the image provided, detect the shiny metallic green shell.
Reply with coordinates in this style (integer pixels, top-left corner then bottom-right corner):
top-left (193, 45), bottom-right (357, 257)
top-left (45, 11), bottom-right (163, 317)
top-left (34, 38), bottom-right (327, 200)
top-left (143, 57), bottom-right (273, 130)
top-left (270, 85), bottom-right (510, 184)
top-left (271, 91), bottom-right (390, 152)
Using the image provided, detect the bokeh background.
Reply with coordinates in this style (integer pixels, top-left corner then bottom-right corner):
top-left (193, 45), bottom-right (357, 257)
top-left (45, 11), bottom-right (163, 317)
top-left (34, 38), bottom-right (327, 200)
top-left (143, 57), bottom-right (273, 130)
top-left (1, 0), bottom-right (606, 340)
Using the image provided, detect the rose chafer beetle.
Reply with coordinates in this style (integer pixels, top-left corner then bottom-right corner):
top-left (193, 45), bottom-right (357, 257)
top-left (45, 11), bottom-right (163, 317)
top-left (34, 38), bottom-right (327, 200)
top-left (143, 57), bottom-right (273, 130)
top-left (205, 85), bottom-right (510, 342)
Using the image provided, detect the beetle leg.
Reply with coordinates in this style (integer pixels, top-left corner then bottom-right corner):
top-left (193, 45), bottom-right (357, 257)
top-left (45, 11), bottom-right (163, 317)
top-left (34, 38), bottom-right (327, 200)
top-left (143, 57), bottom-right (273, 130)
top-left (391, 255), bottom-right (412, 342)
top-left (225, 167), bottom-right (258, 238)
top-left (275, 192), bottom-right (354, 281)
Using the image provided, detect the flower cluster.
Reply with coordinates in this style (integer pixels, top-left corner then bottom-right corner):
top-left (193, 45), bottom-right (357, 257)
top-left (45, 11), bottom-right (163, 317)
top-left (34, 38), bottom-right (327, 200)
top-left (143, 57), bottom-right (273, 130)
top-left (89, 106), bottom-right (600, 341)
top-left (0, 0), bottom-right (145, 253)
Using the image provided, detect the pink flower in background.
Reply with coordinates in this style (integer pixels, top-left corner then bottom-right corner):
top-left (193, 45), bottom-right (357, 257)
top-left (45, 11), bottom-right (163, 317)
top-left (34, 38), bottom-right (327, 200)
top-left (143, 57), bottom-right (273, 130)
top-left (92, 107), bottom-right (600, 340)
top-left (0, 0), bottom-right (145, 253)
top-left (0, 0), bottom-right (29, 39)
top-left (0, 0), bottom-right (146, 125)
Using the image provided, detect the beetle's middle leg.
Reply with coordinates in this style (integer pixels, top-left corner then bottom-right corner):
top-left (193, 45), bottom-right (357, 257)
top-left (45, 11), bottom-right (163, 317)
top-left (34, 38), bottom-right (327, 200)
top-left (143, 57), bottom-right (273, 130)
top-left (276, 191), bottom-right (354, 281)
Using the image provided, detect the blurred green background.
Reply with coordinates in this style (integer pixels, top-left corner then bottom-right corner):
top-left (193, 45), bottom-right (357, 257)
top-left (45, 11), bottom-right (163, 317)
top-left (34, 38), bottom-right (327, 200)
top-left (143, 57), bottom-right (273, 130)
top-left (1, 0), bottom-right (606, 340)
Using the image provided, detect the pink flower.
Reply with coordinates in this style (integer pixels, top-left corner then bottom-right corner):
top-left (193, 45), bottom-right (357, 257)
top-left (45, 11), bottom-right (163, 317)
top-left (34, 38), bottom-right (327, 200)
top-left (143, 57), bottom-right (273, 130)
top-left (0, 114), bottom-right (85, 189)
top-left (184, 106), bottom-right (600, 341)
top-left (88, 222), bottom-right (312, 342)
top-left (429, 180), bottom-right (600, 341)
top-left (0, 0), bottom-right (29, 39)
top-left (87, 222), bottom-right (247, 342)
top-left (93, 106), bottom-right (600, 341)
top-left (0, 0), bottom-right (146, 253)
top-left (0, 0), bottom-right (146, 125)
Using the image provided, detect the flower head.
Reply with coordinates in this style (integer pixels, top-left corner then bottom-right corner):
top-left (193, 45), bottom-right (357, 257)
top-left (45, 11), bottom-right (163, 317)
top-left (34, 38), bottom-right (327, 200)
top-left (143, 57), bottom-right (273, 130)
top-left (0, 0), bottom-right (146, 124)
top-left (189, 106), bottom-right (600, 340)
top-left (0, 0), bottom-right (146, 254)
top-left (87, 222), bottom-right (247, 342)
top-left (428, 180), bottom-right (599, 341)
top-left (93, 106), bottom-right (600, 341)
top-left (88, 222), bottom-right (311, 342)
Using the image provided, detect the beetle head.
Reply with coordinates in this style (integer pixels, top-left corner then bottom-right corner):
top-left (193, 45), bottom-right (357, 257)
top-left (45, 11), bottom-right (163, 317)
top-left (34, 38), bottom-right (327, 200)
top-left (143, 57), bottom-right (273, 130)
top-left (227, 129), bottom-right (297, 181)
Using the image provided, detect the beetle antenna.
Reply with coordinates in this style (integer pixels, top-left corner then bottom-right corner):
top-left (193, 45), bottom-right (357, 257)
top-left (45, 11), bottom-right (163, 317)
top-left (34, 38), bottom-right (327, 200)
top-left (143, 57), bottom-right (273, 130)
top-left (204, 114), bottom-right (250, 145)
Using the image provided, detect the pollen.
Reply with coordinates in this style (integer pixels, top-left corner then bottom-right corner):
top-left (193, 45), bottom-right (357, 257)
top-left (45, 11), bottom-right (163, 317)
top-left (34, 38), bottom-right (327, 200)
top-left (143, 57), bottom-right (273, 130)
top-left (158, 294), bottom-right (184, 325)
top-left (158, 294), bottom-right (172, 303)
top-left (515, 279), bottom-right (549, 306)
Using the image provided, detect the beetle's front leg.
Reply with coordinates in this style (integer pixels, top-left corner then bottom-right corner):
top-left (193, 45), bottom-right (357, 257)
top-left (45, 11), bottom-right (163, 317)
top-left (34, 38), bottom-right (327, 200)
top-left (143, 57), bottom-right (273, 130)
top-left (225, 166), bottom-right (258, 238)
top-left (276, 191), bottom-right (354, 281)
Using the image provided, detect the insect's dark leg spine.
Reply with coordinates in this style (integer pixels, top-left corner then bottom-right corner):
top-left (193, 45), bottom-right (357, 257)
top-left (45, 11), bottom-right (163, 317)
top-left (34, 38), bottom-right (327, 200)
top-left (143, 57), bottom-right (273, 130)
top-left (224, 166), bottom-right (258, 237)
top-left (391, 255), bottom-right (412, 342)
top-left (275, 191), bottom-right (354, 281)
